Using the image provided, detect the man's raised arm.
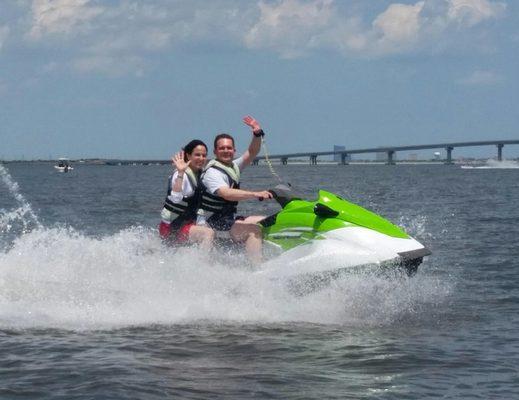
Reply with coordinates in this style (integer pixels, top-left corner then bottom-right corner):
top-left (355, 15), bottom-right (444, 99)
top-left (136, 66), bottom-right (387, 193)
top-left (240, 115), bottom-right (265, 167)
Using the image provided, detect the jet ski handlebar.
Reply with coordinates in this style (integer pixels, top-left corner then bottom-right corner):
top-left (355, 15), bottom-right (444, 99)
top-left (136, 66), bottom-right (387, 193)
top-left (268, 184), bottom-right (303, 207)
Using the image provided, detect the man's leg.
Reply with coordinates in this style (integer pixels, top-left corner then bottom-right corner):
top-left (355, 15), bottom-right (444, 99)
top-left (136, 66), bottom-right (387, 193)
top-left (188, 225), bottom-right (215, 251)
top-left (242, 216), bottom-right (265, 224)
top-left (230, 216), bottom-right (265, 265)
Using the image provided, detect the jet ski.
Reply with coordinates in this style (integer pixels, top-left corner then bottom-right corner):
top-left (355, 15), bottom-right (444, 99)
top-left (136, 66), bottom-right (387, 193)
top-left (256, 184), bottom-right (431, 278)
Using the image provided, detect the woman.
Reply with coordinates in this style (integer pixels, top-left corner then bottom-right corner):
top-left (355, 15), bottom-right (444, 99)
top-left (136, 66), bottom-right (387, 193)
top-left (158, 139), bottom-right (214, 249)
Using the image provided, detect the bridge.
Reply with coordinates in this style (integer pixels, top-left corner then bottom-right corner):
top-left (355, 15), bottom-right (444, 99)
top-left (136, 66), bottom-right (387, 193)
top-left (253, 140), bottom-right (519, 165)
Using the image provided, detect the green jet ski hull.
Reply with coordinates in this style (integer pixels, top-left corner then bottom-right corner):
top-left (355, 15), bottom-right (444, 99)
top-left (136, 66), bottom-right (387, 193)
top-left (257, 185), bottom-right (431, 278)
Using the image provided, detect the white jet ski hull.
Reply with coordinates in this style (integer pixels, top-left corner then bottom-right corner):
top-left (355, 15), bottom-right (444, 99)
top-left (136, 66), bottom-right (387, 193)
top-left (258, 226), bottom-right (430, 279)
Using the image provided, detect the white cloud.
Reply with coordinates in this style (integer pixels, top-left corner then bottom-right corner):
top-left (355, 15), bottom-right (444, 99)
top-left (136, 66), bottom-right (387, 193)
top-left (0, 25), bottom-right (9, 50)
top-left (447, 0), bottom-right (506, 27)
top-left (24, 0), bottom-right (250, 74)
top-left (72, 54), bottom-right (147, 77)
top-left (371, 1), bottom-right (425, 54)
top-left (373, 2), bottom-right (425, 43)
top-left (28, 1), bottom-right (180, 75)
top-left (28, 0), bottom-right (104, 39)
top-left (243, 0), bottom-right (507, 58)
top-left (244, 0), bottom-right (335, 58)
top-left (18, 0), bottom-right (509, 74)
top-left (457, 69), bottom-right (504, 85)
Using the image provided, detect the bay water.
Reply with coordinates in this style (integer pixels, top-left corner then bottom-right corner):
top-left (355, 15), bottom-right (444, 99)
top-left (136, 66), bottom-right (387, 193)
top-left (1, 161), bottom-right (518, 399)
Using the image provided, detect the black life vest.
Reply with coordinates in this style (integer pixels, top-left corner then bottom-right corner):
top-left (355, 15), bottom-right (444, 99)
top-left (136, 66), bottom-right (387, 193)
top-left (201, 159), bottom-right (241, 217)
top-left (162, 168), bottom-right (202, 228)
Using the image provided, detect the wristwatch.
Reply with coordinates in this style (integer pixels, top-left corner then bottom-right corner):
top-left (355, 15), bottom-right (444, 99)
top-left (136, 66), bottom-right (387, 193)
top-left (253, 129), bottom-right (265, 137)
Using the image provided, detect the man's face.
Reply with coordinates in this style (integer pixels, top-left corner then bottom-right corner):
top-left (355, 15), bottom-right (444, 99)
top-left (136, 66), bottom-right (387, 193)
top-left (214, 138), bottom-right (235, 164)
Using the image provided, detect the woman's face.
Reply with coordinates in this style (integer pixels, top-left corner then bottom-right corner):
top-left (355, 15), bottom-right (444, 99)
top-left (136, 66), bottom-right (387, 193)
top-left (186, 145), bottom-right (207, 171)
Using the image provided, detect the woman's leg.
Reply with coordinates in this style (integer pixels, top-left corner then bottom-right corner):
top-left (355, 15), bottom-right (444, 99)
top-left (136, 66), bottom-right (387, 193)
top-left (158, 221), bottom-right (171, 239)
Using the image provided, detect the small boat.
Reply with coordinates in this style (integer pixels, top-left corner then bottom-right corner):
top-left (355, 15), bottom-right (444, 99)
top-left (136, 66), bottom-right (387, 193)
top-left (54, 158), bottom-right (73, 173)
top-left (461, 159), bottom-right (519, 169)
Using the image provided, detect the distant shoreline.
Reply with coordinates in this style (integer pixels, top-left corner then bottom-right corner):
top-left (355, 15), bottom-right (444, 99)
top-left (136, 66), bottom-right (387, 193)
top-left (2, 158), bottom-right (517, 166)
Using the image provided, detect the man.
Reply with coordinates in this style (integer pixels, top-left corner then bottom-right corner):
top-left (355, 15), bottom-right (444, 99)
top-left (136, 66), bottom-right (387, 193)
top-left (201, 115), bottom-right (273, 264)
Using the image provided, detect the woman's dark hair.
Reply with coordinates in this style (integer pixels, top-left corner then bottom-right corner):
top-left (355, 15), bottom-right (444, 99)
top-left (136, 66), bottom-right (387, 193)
top-left (183, 139), bottom-right (207, 162)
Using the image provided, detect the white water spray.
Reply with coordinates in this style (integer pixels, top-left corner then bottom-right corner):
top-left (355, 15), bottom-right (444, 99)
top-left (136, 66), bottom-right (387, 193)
top-left (0, 163), bottom-right (41, 232)
top-left (486, 159), bottom-right (519, 168)
top-left (0, 225), bottom-right (450, 330)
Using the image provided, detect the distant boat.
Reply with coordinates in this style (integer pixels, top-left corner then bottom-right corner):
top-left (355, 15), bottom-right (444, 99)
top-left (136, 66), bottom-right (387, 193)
top-left (54, 158), bottom-right (73, 173)
top-left (461, 159), bottom-right (519, 169)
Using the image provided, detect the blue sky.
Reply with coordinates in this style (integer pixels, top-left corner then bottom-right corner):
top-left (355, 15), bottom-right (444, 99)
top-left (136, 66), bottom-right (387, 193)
top-left (1, 0), bottom-right (518, 160)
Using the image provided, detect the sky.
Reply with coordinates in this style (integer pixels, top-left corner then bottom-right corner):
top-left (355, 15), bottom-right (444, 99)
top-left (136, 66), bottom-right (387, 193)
top-left (0, 0), bottom-right (518, 160)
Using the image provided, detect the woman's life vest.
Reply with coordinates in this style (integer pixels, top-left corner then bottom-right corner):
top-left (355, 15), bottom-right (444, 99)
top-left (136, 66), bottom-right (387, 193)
top-left (161, 168), bottom-right (202, 229)
top-left (200, 159), bottom-right (240, 218)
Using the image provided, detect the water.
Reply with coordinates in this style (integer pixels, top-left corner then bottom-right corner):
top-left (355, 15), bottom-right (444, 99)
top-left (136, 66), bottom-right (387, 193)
top-left (1, 161), bottom-right (518, 399)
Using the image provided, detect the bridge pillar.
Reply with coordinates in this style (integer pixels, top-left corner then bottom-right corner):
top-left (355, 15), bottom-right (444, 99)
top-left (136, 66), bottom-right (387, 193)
top-left (340, 153), bottom-right (349, 165)
top-left (281, 157), bottom-right (288, 165)
top-left (310, 155), bottom-right (317, 165)
top-left (386, 150), bottom-right (395, 165)
top-left (497, 144), bottom-right (504, 161)
top-left (445, 146), bottom-right (453, 164)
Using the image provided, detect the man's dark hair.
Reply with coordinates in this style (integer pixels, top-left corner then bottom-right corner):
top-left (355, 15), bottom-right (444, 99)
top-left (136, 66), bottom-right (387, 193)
top-left (214, 133), bottom-right (235, 150)
top-left (182, 139), bottom-right (207, 162)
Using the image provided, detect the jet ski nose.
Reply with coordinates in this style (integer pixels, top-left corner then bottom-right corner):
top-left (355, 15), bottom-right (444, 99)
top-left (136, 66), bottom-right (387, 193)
top-left (398, 247), bottom-right (432, 260)
top-left (397, 247), bottom-right (432, 276)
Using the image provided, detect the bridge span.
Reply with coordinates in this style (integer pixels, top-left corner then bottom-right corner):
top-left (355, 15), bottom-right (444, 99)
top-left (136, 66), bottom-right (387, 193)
top-left (253, 140), bottom-right (519, 165)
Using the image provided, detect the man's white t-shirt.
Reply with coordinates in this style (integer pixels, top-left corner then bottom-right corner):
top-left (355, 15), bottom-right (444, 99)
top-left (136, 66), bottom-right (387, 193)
top-left (202, 156), bottom-right (245, 195)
